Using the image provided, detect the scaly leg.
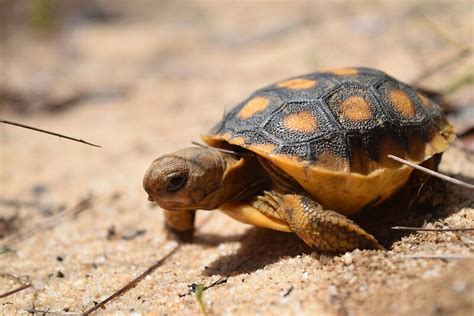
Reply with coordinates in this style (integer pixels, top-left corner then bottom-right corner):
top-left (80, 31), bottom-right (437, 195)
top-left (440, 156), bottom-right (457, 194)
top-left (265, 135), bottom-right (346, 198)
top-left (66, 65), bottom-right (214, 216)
top-left (255, 192), bottom-right (383, 252)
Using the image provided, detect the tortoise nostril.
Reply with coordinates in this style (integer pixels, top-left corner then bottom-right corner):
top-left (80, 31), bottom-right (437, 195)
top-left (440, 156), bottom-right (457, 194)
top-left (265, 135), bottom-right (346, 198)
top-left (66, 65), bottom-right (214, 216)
top-left (148, 195), bottom-right (154, 202)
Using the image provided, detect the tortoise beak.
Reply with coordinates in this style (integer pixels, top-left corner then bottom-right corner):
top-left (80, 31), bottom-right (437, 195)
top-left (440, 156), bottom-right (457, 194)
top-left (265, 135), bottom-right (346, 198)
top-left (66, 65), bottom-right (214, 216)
top-left (148, 195), bottom-right (154, 202)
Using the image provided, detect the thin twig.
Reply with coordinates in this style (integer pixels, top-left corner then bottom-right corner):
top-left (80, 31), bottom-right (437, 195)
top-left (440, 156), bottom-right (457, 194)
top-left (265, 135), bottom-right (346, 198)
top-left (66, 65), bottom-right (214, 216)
top-left (282, 285), bottom-right (294, 297)
top-left (392, 226), bottom-right (474, 232)
top-left (203, 276), bottom-right (229, 291)
top-left (0, 273), bottom-right (24, 283)
top-left (23, 309), bottom-right (82, 315)
top-left (0, 119), bottom-right (101, 148)
top-left (1, 196), bottom-right (94, 249)
top-left (400, 254), bottom-right (473, 260)
top-left (202, 253), bottom-right (256, 291)
top-left (179, 252), bottom-right (257, 297)
top-left (387, 154), bottom-right (474, 190)
top-left (417, 12), bottom-right (467, 50)
top-left (191, 141), bottom-right (253, 157)
top-left (81, 212), bottom-right (215, 314)
top-left (221, 16), bottom-right (312, 47)
top-left (0, 282), bottom-right (31, 299)
top-left (411, 48), bottom-right (471, 85)
top-left (82, 244), bottom-right (180, 315)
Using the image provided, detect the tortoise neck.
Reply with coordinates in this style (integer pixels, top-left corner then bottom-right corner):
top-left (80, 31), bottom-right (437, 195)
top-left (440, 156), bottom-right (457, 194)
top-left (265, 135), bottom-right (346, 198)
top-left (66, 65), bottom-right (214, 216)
top-left (257, 157), bottom-right (303, 194)
top-left (217, 153), bottom-right (271, 204)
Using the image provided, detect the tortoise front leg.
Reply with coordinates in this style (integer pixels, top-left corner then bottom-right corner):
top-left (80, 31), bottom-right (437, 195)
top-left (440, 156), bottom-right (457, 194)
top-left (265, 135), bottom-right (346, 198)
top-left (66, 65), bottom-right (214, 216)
top-left (256, 192), bottom-right (383, 252)
top-left (164, 209), bottom-right (196, 242)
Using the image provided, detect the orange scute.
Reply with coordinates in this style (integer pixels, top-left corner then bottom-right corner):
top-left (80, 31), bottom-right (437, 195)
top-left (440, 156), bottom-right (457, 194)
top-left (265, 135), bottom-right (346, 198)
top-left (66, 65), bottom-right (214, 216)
top-left (238, 96), bottom-right (269, 119)
top-left (328, 68), bottom-right (359, 76)
top-left (390, 89), bottom-right (415, 117)
top-left (283, 111), bottom-right (318, 133)
top-left (313, 151), bottom-right (349, 172)
top-left (251, 143), bottom-right (277, 153)
top-left (277, 78), bottom-right (317, 90)
top-left (340, 96), bottom-right (372, 121)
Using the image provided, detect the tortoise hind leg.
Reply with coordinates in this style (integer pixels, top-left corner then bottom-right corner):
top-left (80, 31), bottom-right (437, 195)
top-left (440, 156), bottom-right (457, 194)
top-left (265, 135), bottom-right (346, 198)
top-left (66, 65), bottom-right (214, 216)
top-left (256, 192), bottom-right (383, 252)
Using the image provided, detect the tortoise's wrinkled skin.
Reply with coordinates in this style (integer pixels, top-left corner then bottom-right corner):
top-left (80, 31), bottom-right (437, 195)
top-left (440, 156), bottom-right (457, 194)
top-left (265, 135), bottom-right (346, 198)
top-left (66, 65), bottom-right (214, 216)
top-left (144, 67), bottom-right (455, 252)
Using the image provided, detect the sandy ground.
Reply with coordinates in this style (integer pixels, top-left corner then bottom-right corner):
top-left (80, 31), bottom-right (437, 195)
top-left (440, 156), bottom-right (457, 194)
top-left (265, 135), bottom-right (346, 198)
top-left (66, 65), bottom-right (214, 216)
top-left (1, 1), bottom-right (473, 315)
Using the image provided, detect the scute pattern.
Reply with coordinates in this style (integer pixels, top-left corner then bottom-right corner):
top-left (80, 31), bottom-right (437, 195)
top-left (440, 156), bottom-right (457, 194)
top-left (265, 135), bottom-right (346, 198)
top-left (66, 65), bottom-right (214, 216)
top-left (209, 67), bottom-right (449, 174)
top-left (376, 80), bottom-right (429, 124)
top-left (262, 101), bottom-right (333, 145)
top-left (326, 86), bottom-right (387, 130)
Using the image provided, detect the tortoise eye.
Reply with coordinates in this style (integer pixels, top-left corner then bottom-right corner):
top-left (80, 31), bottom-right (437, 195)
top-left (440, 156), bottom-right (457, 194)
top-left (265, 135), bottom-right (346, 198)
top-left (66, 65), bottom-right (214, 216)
top-left (166, 175), bottom-right (187, 192)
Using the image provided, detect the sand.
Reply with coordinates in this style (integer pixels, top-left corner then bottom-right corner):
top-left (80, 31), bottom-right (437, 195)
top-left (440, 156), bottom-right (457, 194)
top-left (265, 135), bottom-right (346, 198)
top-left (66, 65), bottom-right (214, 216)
top-left (1, 1), bottom-right (473, 315)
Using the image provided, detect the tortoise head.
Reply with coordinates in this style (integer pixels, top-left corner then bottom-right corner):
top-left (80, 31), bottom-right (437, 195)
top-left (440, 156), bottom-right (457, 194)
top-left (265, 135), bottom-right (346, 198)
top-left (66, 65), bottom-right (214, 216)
top-left (143, 147), bottom-right (263, 211)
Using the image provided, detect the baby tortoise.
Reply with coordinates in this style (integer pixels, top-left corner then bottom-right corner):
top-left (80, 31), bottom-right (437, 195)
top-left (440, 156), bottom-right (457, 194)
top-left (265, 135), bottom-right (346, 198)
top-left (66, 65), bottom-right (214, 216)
top-left (144, 67), bottom-right (455, 252)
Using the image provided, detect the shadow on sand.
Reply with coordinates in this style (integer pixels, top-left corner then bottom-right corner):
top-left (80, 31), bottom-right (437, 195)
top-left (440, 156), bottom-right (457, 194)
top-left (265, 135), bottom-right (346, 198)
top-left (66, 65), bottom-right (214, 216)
top-left (194, 176), bottom-right (473, 277)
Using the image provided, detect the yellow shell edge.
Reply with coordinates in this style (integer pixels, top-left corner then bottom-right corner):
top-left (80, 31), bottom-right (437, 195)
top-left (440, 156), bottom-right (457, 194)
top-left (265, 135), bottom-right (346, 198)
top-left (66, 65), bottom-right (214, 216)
top-left (202, 123), bottom-right (455, 215)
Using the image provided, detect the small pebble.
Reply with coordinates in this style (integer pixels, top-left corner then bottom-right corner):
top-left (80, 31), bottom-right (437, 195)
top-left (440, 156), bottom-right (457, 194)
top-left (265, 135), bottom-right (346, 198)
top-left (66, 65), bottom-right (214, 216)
top-left (452, 280), bottom-right (466, 293)
top-left (343, 253), bottom-right (353, 265)
top-left (326, 284), bottom-right (339, 303)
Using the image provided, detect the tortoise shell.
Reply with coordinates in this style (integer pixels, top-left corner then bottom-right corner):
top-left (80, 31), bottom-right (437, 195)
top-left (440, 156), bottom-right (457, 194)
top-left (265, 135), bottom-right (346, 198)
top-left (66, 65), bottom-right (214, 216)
top-left (203, 67), bottom-right (454, 214)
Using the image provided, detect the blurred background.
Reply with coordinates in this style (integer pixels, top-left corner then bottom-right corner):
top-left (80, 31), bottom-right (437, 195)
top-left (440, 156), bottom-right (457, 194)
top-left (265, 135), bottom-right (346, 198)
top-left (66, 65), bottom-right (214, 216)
top-left (2, 0), bottom-right (472, 206)
top-left (0, 0), bottom-right (473, 314)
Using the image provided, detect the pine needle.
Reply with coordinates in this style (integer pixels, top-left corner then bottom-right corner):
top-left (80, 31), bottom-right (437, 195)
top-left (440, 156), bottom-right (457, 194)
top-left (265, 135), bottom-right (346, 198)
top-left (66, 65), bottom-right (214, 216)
top-left (387, 154), bottom-right (474, 190)
top-left (1, 119), bottom-right (101, 148)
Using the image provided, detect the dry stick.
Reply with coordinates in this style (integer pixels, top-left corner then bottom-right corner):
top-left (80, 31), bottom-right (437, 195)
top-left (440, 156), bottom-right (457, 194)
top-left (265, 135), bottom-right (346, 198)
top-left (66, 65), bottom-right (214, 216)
top-left (0, 272), bottom-right (25, 283)
top-left (191, 141), bottom-right (254, 157)
top-left (412, 48), bottom-right (472, 86)
top-left (0, 273), bottom-right (31, 298)
top-left (400, 254), bottom-right (473, 260)
top-left (387, 154), bottom-right (474, 190)
top-left (392, 226), bottom-right (474, 232)
top-left (82, 244), bottom-right (180, 316)
top-left (0, 282), bottom-right (31, 299)
top-left (224, 17), bottom-right (312, 47)
top-left (418, 11), bottom-right (468, 51)
top-left (82, 213), bottom-right (216, 315)
top-left (178, 246), bottom-right (258, 297)
top-left (411, 11), bottom-right (471, 86)
top-left (203, 253), bottom-right (256, 292)
top-left (282, 285), bottom-right (294, 297)
top-left (23, 309), bottom-right (82, 315)
top-left (0, 119), bottom-right (102, 148)
top-left (1, 196), bottom-right (93, 249)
